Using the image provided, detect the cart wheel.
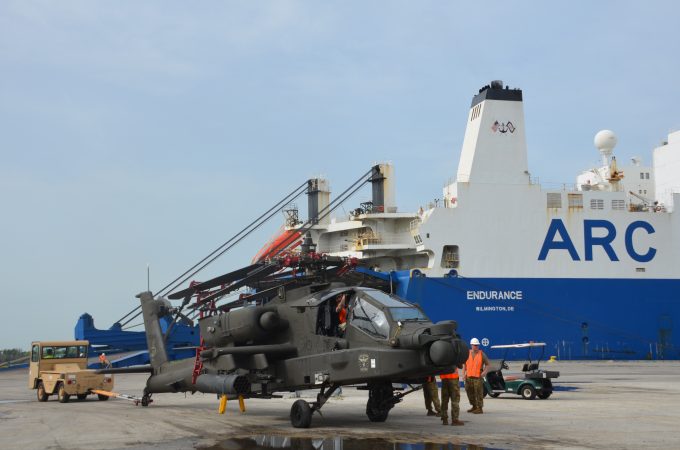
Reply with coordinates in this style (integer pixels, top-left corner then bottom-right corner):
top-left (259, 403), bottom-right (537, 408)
top-left (57, 383), bottom-right (70, 403)
top-left (538, 392), bottom-right (552, 399)
top-left (489, 392), bottom-right (501, 398)
top-left (520, 385), bottom-right (536, 400)
top-left (77, 394), bottom-right (88, 400)
top-left (37, 382), bottom-right (49, 402)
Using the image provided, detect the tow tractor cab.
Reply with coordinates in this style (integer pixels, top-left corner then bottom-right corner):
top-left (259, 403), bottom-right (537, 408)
top-left (28, 340), bottom-right (113, 403)
top-left (483, 342), bottom-right (559, 400)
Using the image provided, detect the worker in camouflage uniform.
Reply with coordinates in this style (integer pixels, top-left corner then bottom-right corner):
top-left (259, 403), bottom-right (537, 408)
top-left (461, 337), bottom-right (490, 414)
top-left (422, 376), bottom-right (441, 416)
top-left (439, 366), bottom-right (464, 426)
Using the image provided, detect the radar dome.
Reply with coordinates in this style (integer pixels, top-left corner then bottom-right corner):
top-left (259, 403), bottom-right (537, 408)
top-left (594, 130), bottom-right (618, 153)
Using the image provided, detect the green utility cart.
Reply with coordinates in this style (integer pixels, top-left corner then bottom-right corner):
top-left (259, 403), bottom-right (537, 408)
top-left (483, 342), bottom-right (559, 400)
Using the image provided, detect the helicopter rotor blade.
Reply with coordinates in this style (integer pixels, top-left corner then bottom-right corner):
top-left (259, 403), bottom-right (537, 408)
top-left (168, 263), bottom-right (264, 300)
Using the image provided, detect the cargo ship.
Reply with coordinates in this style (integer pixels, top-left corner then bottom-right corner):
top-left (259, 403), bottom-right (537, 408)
top-left (276, 81), bottom-right (680, 360)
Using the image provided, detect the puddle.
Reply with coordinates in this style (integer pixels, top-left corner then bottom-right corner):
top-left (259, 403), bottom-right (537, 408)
top-left (205, 435), bottom-right (499, 450)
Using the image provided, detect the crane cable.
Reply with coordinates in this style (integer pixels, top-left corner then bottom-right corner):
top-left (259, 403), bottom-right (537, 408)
top-left (115, 180), bottom-right (308, 326)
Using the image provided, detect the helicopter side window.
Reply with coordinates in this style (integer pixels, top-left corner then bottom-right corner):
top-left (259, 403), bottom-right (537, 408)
top-left (351, 298), bottom-right (389, 339)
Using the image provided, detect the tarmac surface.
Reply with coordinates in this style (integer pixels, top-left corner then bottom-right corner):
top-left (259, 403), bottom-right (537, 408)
top-left (1, 360), bottom-right (679, 449)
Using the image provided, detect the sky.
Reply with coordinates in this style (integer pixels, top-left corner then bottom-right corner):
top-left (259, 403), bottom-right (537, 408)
top-left (2, 1), bottom-right (680, 350)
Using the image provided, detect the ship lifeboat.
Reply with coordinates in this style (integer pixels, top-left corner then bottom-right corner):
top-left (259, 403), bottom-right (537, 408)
top-left (252, 226), bottom-right (302, 263)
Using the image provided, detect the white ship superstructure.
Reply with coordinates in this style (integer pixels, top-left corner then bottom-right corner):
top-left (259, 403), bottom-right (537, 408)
top-left (290, 81), bottom-right (679, 359)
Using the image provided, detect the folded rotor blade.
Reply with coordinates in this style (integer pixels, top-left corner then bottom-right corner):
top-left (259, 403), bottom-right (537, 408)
top-left (168, 262), bottom-right (264, 300)
top-left (194, 263), bottom-right (282, 305)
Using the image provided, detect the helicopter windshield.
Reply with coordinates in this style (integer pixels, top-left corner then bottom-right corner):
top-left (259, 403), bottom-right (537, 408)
top-left (351, 297), bottom-right (389, 339)
top-left (364, 290), bottom-right (429, 322)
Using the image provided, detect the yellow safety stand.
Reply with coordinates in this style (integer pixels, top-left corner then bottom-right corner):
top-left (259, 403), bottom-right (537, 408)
top-left (218, 394), bottom-right (227, 414)
top-left (238, 395), bottom-right (246, 413)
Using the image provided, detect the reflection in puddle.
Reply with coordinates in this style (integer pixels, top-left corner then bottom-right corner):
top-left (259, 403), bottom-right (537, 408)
top-left (208, 435), bottom-right (498, 450)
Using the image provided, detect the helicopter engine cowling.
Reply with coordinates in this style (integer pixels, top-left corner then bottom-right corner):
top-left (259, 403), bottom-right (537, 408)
top-left (199, 306), bottom-right (287, 347)
top-left (194, 373), bottom-right (251, 395)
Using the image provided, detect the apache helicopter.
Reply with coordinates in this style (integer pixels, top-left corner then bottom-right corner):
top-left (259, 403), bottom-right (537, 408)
top-left (107, 245), bottom-right (468, 428)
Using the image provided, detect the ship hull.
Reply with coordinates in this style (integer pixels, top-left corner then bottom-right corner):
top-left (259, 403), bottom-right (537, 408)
top-left (393, 272), bottom-right (679, 360)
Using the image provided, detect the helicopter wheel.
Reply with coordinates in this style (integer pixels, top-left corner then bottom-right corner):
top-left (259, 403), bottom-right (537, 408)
top-left (290, 399), bottom-right (312, 428)
top-left (141, 391), bottom-right (152, 407)
top-left (366, 382), bottom-right (394, 423)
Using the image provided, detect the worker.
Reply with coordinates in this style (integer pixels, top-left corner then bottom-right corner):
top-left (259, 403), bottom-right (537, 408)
top-left (99, 353), bottom-right (111, 369)
top-left (421, 376), bottom-right (441, 417)
top-left (440, 366), bottom-right (463, 426)
top-left (461, 337), bottom-right (490, 414)
top-left (336, 294), bottom-right (348, 334)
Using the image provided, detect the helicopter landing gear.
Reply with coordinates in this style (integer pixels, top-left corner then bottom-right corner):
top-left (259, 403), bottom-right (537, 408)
top-left (141, 389), bottom-right (152, 407)
top-left (366, 382), bottom-right (395, 422)
top-left (289, 383), bottom-right (340, 428)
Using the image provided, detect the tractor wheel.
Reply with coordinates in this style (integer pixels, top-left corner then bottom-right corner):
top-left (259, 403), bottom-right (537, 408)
top-left (290, 399), bottom-right (312, 428)
top-left (77, 394), bottom-right (88, 400)
top-left (57, 383), bottom-right (70, 403)
top-left (97, 394), bottom-right (109, 401)
top-left (520, 385), bottom-right (537, 400)
top-left (538, 391), bottom-right (552, 399)
top-left (37, 382), bottom-right (49, 402)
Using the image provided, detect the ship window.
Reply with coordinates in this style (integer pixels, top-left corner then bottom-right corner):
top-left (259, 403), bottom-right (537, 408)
top-left (568, 193), bottom-right (583, 209)
top-left (441, 245), bottom-right (460, 268)
top-left (414, 234), bottom-right (423, 245)
top-left (646, 173), bottom-right (650, 179)
top-left (640, 173), bottom-right (644, 179)
top-left (636, 267), bottom-right (646, 272)
top-left (612, 200), bottom-right (626, 210)
top-left (547, 193), bottom-right (562, 208)
top-left (590, 199), bottom-right (604, 210)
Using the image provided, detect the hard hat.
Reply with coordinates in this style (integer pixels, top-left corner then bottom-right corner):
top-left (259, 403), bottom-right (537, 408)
top-left (470, 337), bottom-right (480, 346)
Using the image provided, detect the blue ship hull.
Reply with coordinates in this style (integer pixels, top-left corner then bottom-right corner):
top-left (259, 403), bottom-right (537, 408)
top-left (390, 271), bottom-right (679, 360)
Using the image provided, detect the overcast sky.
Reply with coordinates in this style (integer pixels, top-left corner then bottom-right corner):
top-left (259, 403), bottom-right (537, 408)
top-left (2, 1), bottom-right (679, 350)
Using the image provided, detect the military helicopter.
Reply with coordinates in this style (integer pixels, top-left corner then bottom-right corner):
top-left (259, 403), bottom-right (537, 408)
top-left (106, 245), bottom-right (468, 428)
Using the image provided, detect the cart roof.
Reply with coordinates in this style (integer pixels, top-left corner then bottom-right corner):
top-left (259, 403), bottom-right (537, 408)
top-left (490, 342), bottom-right (546, 349)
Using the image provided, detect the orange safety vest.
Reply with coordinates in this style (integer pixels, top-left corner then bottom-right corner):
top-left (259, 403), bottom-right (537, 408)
top-left (440, 367), bottom-right (459, 379)
top-left (338, 307), bottom-right (347, 324)
top-left (465, 350), bottom-right (484, 377)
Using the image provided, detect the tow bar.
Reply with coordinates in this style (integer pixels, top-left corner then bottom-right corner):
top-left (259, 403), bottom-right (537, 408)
top-left (90, 389), bottom-right (149, 406)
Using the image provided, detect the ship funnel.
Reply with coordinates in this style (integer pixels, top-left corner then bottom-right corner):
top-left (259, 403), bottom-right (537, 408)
top-left (456, 81), bottom-right (529, 185)
top-left (307, 178), bottom-right (330, 225)
top-left (370, 164), bottom-right (396, 213)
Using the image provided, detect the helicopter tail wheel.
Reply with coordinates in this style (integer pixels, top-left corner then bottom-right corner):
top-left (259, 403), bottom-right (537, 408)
top-left (290, 399), bottom-right (313, 428)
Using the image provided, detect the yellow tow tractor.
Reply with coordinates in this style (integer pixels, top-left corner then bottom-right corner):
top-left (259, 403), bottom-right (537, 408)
top-left (28, 340), bottom-right (114, 403)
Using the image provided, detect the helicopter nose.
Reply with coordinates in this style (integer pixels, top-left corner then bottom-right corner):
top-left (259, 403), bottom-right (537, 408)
top-left (429, 340), bottom-right (455, 366)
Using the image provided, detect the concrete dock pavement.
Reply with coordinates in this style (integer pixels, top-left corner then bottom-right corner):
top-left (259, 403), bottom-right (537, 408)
top-left (1, 361), bottom-right (679, 449)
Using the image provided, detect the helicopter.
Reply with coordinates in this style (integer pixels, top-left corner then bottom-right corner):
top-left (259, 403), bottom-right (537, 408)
top-left (105, 247), bottom-right (468, 428)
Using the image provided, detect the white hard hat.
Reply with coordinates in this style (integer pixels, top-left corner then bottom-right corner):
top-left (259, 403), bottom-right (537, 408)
top-left (470, 337), bottom-right (480, 346)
